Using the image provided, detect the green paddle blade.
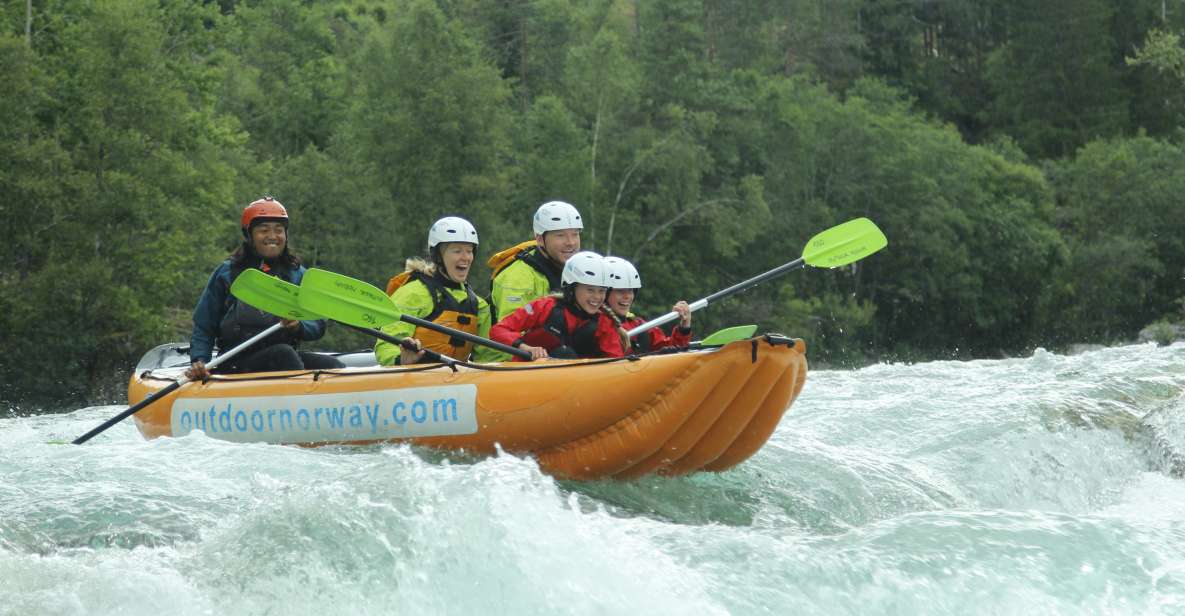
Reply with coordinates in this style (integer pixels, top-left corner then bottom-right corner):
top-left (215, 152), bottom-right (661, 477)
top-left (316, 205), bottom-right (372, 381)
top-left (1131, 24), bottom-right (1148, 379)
top-left (699, 324), bottom-right (758, 345)
top-left (802, 217), bottom-right (888, 269)
top-left (230, 268), bottom-right (322, 320)
top-left (298, 268), bottom-right (402, 329)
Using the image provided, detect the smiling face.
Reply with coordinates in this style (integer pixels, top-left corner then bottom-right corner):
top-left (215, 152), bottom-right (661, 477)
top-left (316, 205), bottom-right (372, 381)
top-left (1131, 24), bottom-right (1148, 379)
top-left (573, 283), bottom-right (607, 314)
top-left (538, 229), bottom-right (581, 264)
top-left (250, 221), bottom-right (287, 260)
top-left (439, 242), bottom-right (475, 283)
top-left (606, 288), bottom-right (635, 318)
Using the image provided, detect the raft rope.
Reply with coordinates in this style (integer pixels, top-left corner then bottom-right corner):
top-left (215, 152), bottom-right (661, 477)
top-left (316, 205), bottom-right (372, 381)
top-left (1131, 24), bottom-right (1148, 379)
top-left (142, 335), bottom-right (796, 384)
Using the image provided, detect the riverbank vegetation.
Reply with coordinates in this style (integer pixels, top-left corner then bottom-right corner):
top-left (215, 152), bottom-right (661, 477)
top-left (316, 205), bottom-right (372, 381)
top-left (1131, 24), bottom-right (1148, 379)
top-left (4, 0), bottom-right (1185, 402)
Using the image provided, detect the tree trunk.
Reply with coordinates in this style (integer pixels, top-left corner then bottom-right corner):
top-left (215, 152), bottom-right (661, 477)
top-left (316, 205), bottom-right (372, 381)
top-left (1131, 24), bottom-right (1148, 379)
top-left (519, 7), bottom-right (529, 111)
top-left (589, 104), bottom-right (601, 249)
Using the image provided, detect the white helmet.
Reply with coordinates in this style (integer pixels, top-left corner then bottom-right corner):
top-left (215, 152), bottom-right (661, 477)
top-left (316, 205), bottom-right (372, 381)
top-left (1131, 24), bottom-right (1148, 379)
top-left (561, 251), bottom-right (609, 287)
top-left (603, 256), bottom-right (641, 289)
top-left (532, 201), bottom-right (583, 235)
top-left (428, 216), bottom-right (479, 249)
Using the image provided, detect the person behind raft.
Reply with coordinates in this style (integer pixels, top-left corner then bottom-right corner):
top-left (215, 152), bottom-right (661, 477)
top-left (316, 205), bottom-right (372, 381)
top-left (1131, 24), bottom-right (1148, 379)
top-left (601, 256), bottom-right (692, 353)
top-left (185, 197), bottom-right (344, 379)
top-left (375, 216), bottom-right (496, 365)
top-left (489, 251), bottom-right (625, 361)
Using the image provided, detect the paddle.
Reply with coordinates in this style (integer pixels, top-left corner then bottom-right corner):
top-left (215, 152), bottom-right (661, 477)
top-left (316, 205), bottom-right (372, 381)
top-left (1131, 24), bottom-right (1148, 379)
top-left (698, 324), bottom-right (758, 345)
top-left (298, 268), bottom-right (534, 361)
top-left (626, 218), bottom-right (888, 338)
top-left (230, 269), bottom-right (457, 366)
top-left (71, 272), bottom-right (321, 444)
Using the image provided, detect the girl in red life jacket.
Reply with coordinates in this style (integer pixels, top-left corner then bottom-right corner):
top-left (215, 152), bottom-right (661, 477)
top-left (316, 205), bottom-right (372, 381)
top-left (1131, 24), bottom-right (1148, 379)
top-left (489, 251), bottom-right (625, 361)
top-left (602, 256), bottom-right (692, 353)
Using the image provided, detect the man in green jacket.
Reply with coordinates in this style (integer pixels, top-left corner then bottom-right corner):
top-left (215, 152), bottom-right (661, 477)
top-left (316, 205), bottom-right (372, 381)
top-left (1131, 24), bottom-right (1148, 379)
top-left (484, 201), bottom-right (583, 361)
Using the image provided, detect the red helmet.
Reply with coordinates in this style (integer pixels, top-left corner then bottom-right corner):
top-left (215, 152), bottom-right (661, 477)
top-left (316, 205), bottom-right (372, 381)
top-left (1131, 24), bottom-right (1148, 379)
top-left (241, 196), bottom-right (289, 231)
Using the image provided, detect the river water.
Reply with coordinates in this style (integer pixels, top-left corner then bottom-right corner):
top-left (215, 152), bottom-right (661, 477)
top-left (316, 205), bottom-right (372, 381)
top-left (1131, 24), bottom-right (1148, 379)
top-left (3, 343), bottom-right (1185, 615)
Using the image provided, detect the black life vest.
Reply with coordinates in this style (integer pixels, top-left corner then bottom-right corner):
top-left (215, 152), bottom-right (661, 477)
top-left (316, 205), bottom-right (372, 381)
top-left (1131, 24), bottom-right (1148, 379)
top-left (487, 245), bottom-right (563, 324)
top-left (518, 247), bottom-right (563, 292)
top-left (218, 266), bottom-right (298, 352)
top-left (630, 325), bottom-right (653, 354)
top-left (520, 300), bottom-right (602, 358)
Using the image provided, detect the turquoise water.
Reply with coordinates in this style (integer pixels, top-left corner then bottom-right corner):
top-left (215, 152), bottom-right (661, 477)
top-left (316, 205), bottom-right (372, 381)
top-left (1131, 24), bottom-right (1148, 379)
top-left (4, 343), bottom-right (1185, 615)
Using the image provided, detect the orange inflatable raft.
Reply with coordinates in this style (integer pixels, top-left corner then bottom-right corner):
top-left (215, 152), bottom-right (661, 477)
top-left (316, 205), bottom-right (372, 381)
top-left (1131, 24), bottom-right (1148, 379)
top-left (127, 335), bottom-right (807, 480)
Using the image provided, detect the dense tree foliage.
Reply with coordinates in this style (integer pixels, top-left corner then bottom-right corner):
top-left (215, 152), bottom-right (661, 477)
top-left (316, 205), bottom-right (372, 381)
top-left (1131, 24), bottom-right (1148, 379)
top-left (3, 0), bottom-right (1185, 403)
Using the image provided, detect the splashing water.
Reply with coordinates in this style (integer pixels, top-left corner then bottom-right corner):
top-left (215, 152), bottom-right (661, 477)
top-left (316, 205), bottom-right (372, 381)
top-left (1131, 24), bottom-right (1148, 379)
top-left (4, 343), bottom-right (1185, 615)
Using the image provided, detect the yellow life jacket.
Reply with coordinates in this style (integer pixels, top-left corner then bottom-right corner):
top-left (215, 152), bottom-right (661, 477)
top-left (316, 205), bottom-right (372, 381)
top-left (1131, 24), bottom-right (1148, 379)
top-left (486, 239), bottom-right (538, 279)
top-left (385, 270), bottom-right (414, 296)
top-left (386, 270), bottom-right (480, 360)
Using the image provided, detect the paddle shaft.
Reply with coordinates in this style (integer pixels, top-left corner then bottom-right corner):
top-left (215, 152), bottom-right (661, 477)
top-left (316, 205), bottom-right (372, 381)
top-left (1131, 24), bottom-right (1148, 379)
top-left (227, 268), bottom-right (457, 364)
top-left (298, 268), bottom-right (532, 361)
top-left (625, 217), bottom-right (887, 338)
top-left (399, 313), bottom-right (532, 360)
top-left (72, 322), bottom-right (286, 444)
top-left (336, 322), bottom-right (457, 366)
top-left (626, 258), bottom-right (806, 338)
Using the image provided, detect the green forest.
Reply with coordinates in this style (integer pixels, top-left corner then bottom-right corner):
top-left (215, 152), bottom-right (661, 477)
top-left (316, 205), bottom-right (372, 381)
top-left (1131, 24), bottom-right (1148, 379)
top-left (4, 0), bottom-right (1185, 404)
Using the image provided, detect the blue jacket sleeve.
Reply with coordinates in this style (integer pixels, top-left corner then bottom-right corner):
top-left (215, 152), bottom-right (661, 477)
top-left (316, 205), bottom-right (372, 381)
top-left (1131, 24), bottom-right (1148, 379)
top-left (190, 262), bottom-right (231, 363)
top-left (289, 266), bottom-right (328, 341)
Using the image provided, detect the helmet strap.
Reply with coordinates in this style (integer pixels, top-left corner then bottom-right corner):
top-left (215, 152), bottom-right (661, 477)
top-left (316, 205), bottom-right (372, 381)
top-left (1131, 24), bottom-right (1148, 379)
top-left (430, 246), bottom-right (448, 276)
top-left (241, 237), bottom-right (291, 271)
top-left (537, 243), bottom-right (564, 268)
top-left (561, 285), bottom-right (596, 319)
top-left (532, 233), bottom-right (554, 265)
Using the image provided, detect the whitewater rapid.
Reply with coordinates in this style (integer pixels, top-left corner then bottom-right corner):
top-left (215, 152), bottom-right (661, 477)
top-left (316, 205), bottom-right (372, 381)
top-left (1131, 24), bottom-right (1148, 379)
top-left (3, 343), bottom-right (1185, 615)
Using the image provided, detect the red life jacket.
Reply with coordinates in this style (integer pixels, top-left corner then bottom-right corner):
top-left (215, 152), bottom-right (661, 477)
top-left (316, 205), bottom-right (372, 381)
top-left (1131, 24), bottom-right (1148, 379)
top-left (519, 299), bottom-right (602, 358)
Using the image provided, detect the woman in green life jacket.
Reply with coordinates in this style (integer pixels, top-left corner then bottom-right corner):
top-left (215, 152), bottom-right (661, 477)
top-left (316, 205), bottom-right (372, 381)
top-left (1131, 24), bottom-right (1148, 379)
top-left (375, 216), bottom-right (494, 365)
